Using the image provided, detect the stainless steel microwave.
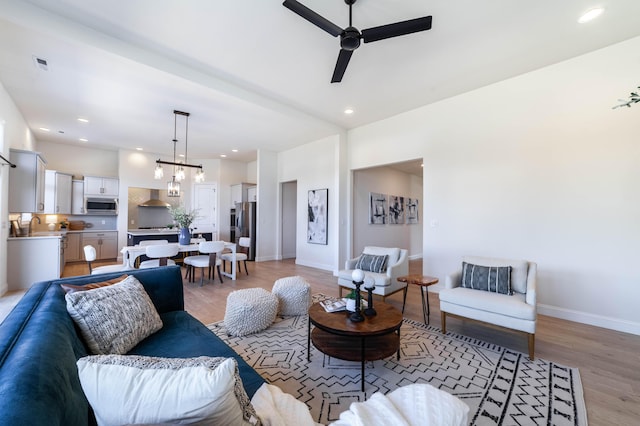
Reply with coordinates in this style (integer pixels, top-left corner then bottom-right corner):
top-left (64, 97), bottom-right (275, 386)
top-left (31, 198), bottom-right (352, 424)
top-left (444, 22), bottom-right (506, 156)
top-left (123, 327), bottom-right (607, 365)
top-left (85, 197), bottom-right (118, 215)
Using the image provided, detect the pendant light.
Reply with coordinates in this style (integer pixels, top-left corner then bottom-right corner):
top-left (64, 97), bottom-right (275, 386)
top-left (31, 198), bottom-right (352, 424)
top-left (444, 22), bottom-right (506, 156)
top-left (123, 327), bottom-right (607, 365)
top-left (154, 110), bottom-right (205, 195)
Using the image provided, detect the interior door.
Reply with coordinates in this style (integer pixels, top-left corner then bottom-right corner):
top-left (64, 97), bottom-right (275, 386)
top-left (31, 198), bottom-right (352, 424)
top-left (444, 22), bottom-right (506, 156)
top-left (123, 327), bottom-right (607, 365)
top-left (192, 183), bottom-right (217, 238)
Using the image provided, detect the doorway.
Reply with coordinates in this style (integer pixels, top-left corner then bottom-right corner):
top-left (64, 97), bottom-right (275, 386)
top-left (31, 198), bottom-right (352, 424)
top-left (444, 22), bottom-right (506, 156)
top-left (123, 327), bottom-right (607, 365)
top-left (281, 181), bottom-right (297, 259)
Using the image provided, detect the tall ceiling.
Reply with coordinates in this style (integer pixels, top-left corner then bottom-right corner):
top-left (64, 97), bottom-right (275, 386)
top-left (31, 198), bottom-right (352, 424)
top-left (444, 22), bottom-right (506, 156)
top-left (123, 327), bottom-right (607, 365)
top-left (1, 0), bottom-right (639, 164)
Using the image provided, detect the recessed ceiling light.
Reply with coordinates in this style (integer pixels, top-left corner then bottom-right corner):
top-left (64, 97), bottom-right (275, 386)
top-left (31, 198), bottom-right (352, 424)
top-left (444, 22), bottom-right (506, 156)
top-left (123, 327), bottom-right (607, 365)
top-left (220, 154), bottom-right (227, 158)
top-left (77, 118), bottom-right (89, 123)
top-left (232, 149), bottom-right (238, 153)
top-left (344, 108), bottom-right (354, 115)
top-left (578, 7), bottom-right (604, 23)
top-left (79, 138), bottom-right (88, 142)
top-left (136, 147), bottom-right (143, 151)
top-left (39, 127), bottom-right (50, 132)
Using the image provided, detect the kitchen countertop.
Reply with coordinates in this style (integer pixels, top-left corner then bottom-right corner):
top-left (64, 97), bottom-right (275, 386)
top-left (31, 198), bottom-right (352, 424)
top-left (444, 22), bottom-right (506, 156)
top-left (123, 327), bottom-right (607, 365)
top-left (7, 229), bottom-right (117, 240)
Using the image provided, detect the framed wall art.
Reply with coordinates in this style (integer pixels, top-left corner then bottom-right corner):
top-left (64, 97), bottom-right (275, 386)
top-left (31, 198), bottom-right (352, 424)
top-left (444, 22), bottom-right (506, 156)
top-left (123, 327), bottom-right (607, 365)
top-left (369, 192), bottom-right (387, 224)
top-left (406, 198), bottom-right (419, 224)
top-left (307, 188), bottom-right (328, 245)
top-left (388, 195), bottom-right (405, 224)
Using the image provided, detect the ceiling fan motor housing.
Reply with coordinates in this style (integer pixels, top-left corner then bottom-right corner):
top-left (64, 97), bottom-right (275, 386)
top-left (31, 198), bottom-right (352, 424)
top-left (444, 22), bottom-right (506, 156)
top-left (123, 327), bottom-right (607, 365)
top-left (341, 27), bottom-right (361, 50)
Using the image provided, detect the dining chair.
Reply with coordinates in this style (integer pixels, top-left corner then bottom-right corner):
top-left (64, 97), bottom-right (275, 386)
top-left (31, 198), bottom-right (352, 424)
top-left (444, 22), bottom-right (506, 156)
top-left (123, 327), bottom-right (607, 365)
top-left (83, 245), bottom-right (134, 275)
top-left (183, 241), bottom-right (225, 286)
top-left (139, 244), bottom-right (180, 269)
top-left (139, 239), bottom-right (169, 246)
top-left (221, 237), bottom-right (250, 275)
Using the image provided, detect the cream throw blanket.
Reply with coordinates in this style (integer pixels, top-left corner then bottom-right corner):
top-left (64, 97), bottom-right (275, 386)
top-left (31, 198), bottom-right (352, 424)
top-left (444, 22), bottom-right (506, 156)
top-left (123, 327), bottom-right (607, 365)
top-left (252, 383), bottom-right (468, 426)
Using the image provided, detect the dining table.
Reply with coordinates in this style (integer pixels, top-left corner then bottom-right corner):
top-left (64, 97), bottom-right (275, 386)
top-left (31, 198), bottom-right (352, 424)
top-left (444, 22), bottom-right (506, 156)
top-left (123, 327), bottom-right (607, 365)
top-left (120, 241), bottom-right (238, 280)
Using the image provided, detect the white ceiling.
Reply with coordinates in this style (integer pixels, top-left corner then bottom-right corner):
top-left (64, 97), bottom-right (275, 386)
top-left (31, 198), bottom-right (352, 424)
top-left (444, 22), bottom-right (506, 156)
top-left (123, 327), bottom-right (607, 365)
top-left (1, 0), bottom-right (640, 165)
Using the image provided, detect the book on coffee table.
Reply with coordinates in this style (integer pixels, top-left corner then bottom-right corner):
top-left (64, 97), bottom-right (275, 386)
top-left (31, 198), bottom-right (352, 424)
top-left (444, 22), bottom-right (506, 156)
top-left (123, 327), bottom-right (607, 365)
top-left (320, 298), bottom-right (347, 312)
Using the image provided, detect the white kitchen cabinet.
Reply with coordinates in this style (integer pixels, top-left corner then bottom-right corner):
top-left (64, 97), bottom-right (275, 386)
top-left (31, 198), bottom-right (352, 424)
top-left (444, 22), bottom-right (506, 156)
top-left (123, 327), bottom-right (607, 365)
top-left (247, 186), bottom-right (257, 202)
top-left (7, 236), bottom-right (62, 290)
top-left (8, 149), bottom-right (47, 213)
top-left (82, 231), bottom-right (118, 259)
top-left (44, 170), bottom-right (72, 214)
top-left (230, 183), bottom-right (255, 205)
top-left (84, 176), bottom-right (119, 197)
top-left (65, 232), bottom-right (82, 262)
top-left (71, 180), bottom-right (85, 214)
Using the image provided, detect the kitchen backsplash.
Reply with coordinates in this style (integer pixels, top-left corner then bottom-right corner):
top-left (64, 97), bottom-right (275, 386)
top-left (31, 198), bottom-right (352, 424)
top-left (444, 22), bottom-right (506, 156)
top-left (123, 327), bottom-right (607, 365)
top-left (9, 213), bottom-right (117, 233)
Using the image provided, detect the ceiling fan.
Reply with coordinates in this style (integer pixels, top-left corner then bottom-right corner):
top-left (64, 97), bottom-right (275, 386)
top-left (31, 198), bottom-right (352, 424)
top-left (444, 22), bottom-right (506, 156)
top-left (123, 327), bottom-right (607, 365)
top-left (283, 0), bottom-right (432, 83)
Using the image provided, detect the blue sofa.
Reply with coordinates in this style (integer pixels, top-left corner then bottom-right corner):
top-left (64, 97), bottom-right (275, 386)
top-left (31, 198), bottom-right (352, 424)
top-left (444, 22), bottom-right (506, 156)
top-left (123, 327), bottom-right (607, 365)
top-left (0, 265), bottom-right (265, 426)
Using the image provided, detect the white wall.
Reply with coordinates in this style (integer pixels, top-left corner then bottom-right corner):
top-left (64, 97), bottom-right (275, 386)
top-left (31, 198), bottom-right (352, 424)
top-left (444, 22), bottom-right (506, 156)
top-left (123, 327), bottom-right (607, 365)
top-left (0, 82), bottom-right (36, 295)
top-left (352, 166), bottom-right (423, 258)
top-left (348, 36), bottom-right (640, 334)
top-left (278, 135), bottom-right (342, 271)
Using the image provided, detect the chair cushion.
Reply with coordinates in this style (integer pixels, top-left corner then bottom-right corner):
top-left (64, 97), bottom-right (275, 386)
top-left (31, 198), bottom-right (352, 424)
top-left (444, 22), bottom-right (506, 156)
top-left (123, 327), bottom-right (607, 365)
top-left (439, 287), bottom-right (535, 320)
top-left (463, 256), bottom-right (529, 294)
top-left (77, 355), bottom-right (257, 426)
top-left (184, 255), bottom-right (222, 267)
top-left (65, 275), bottom-right (163, 354)
top-left (139, 259), bottom-right (177, 269)
top-left (337, 269), bottom-right (390, 287)
top-left (221, 253), bottom-right (248, 262)
top-left (461, 262), bottom-right (512, 295)
top-left (355, 254), bottom-right (389, 273)
top-left (363, 246), bottom-right (400, 265)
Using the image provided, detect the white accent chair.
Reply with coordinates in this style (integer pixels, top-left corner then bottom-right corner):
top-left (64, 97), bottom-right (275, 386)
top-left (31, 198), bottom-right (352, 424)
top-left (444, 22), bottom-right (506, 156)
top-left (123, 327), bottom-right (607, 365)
top-left (183, 241), bottom-right (225, 286)
top-left (221, 236), bottom-right (250, 275)
top-left (337, 247), bottom-right (409, 305)
top-left (138, 244), bottom-right (179, 269)
top-left (439, 256), bottom-right (538, 359)
top-left (83, 245), bottom-right (134, 275)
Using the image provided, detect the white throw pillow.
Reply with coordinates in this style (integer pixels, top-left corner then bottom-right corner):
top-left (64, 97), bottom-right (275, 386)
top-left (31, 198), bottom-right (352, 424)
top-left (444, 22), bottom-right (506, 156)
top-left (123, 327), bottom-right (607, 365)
top-left (65, 275), bottom-right (163, 354)
top-left (77, 355), bottom-right (260, 426)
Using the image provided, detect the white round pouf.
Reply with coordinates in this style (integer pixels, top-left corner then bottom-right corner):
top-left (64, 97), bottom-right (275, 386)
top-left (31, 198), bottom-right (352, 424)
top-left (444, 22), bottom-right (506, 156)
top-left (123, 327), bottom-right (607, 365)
top-left (224, 288), bottom-right (278, 337)
top-left (272, 276), bottom-right (311, 316)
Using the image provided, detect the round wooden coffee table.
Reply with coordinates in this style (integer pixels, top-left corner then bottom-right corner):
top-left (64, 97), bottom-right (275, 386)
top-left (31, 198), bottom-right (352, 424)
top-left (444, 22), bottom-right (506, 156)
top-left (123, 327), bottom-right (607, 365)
top-left (308, 301), bottom-right (403, 392)
top-left (398, 274), bottom-right (439, 325)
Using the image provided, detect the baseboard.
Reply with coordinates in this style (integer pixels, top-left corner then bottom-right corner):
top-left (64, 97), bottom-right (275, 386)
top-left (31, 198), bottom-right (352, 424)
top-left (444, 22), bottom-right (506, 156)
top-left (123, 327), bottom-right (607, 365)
top-left (255, 255), bottom-right (278, 262)
top-left (408, 254), bottom-right (423, 260)
top-left (537, 303), bottom-right (640, 336)
top-left (295, 259), bottom-right (333, 272)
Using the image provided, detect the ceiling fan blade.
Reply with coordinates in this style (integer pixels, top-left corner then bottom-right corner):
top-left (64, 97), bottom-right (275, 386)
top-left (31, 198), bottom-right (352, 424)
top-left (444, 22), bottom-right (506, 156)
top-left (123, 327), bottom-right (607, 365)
top-left (362, 16), bottom-right (432, 43)
top-left (331, 49), bottom-right (353, 83)
top-left (283, 0), bottom-right (343, 37)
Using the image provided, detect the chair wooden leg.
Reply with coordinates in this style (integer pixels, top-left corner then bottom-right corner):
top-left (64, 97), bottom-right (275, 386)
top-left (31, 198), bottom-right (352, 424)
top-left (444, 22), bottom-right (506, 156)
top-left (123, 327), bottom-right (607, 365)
top-left (441, 312), bottom-right (447, 334)
top-left (243, 260), bottom-right (248, 275)
top-left (339, 286), bottom-right (343, 298)
top-left (401, 286), bottom-right (408, 314)
top-left (528, 334), bottom-right (535, 360)
top-left (217, 265), bottom-right (224, 283)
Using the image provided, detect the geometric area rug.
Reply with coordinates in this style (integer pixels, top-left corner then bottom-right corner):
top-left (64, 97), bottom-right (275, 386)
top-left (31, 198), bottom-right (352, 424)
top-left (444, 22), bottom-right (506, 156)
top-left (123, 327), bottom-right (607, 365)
top-left (208, 295), bottom-right (588, 426)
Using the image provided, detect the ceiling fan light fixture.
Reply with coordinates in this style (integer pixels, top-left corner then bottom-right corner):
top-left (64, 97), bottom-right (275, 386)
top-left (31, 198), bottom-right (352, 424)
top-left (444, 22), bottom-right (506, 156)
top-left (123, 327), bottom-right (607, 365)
top-left (578, 8), bottom-right (604, 23)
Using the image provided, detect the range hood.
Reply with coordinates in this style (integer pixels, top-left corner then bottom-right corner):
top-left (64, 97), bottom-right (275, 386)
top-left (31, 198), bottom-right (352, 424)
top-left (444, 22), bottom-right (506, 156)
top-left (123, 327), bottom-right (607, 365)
top-left (139, 189), bottom-right (170, 207)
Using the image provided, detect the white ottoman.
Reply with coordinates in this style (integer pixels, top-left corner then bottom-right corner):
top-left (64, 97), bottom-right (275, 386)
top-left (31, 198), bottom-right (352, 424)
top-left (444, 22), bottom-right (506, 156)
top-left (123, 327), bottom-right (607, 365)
top-left (224, 288), bottom-right (278, 337)
top-left (272, 276), bottom-right (311, 316)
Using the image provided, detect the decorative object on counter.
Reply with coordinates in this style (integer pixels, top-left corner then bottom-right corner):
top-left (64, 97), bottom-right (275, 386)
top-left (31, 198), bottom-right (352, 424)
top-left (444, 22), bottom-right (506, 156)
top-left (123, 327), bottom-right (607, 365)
top-left (46, 215), bottom-right (57, 231)
top-left (363, 276), bottom-right (377, 317)
top-left (349, 269), bottom-right (365, 322)
top-left (154, 110), bottom-right (205, 197)
top-left (168, 204), bottom-right (199, 245)
top-left (59, 218), bottom-right (68, 229)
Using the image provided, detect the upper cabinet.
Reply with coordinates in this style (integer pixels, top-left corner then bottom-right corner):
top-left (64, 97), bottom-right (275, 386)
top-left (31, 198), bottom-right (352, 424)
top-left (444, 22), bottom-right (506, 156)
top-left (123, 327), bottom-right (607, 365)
top-left (71, 180), bottom-right (85, 214)
top-left (230, 183), bottom-right (256, 205)
top-left (8, 149), bottom-right (47, 213)
top-left (84, 176), bottom-right (118, 197)
top-left (44, 171), bottom-right (73, 214)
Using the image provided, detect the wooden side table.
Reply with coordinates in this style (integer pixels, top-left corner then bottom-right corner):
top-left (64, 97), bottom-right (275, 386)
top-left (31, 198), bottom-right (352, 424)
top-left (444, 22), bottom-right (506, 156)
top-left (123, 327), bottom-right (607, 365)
top-left (397, 275), bottom-right (439, 325)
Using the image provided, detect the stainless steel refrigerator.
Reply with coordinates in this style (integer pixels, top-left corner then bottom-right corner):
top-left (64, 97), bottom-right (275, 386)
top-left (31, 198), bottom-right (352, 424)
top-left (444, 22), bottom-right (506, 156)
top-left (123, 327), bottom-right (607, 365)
top-left (235, 201), bottom-right (256, 260)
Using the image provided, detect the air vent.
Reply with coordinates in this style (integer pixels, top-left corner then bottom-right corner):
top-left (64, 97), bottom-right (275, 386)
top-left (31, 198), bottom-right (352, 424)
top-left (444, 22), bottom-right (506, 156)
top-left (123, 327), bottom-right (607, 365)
top-left (32, 56), bottom-right (48, 71)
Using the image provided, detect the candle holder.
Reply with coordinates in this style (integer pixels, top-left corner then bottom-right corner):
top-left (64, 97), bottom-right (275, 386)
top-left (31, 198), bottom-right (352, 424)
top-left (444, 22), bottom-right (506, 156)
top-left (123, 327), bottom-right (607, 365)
top-left (364, 284), bottom-right (377, 317)
top-left (349, 279), bottom-right (364, 322)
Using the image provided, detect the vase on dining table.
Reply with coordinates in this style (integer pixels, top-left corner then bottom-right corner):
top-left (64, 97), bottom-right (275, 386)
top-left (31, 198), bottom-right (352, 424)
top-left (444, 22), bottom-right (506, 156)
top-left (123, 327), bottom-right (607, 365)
top-left (178, 227), bottom-right (191, 245)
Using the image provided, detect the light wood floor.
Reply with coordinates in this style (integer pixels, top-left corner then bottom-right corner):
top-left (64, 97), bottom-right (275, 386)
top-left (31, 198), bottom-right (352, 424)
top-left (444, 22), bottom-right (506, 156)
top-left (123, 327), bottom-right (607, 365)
top-left (62, 258), bottom-right (640, 425)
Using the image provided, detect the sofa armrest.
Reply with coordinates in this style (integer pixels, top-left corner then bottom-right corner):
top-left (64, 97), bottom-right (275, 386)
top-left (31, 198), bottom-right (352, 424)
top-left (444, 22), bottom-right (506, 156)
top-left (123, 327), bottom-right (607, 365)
top-left (345, 255), bottom-right (361, 270)
top-left (445, 271), bottom-right (462, 289)
top-left (525, 262), bottom-right (537, 306)
top-left (387, 249), bottom-right (409, 279)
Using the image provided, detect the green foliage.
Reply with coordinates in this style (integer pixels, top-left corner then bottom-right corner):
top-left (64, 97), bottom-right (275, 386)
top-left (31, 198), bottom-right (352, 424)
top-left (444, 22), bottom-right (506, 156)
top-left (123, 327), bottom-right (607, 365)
top-left (613, 86), bottom-right (640, 109)
top-left (167, 204), bottom-right (199, 228)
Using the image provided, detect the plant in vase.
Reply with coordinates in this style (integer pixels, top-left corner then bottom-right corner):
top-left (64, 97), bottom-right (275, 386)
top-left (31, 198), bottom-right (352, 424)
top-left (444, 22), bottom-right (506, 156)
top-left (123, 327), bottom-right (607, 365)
top-left (167, 204), bottom-right (199, 245)
top-left (344, 290), bottom-right (357, 312)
